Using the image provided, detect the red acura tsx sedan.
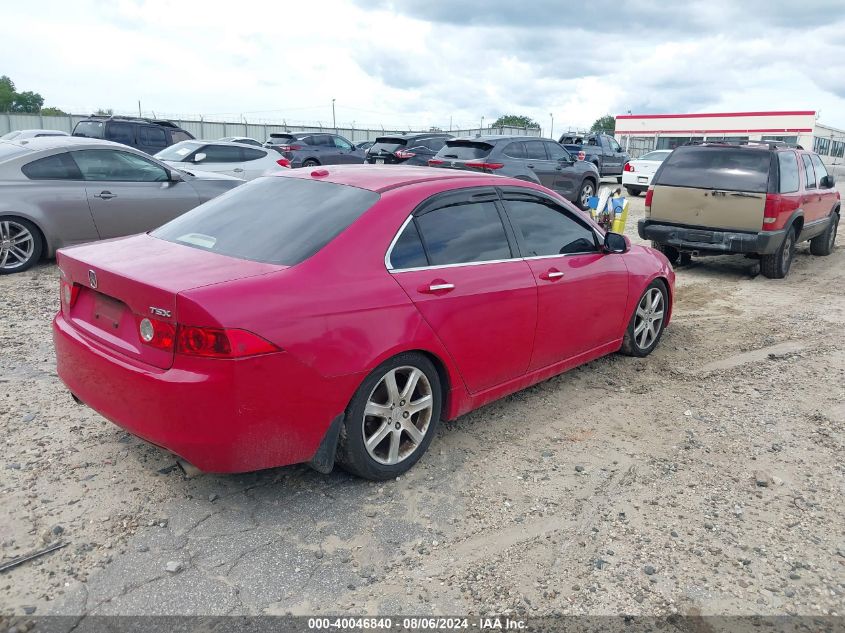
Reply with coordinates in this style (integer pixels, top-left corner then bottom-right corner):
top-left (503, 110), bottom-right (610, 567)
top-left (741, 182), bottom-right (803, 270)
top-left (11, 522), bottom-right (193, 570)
top-left (53, 165), bottom-right (674, 480)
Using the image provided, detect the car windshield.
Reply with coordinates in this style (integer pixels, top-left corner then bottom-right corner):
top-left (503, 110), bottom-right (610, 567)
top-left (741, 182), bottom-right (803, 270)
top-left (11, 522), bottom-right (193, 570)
top-left (73, 121), bottom-right (105, 138)
top-left (640, 151), bottom-right (671, 162)
top-left (437, 140), bottom-right (494, 160)
top-left (656, 147), bottom-right (771, 193)
top-left (1, 131), bottom-right (21, 140)
top-left (152, 177), bottom-right (380, 266)
top-left (154, 141), bottom-right (204, 161)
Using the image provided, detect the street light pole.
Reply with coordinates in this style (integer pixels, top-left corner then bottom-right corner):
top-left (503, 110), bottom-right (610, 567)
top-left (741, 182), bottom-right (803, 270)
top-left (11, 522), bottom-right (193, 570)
top-left (480, 115), bottom-right (484, 133)
top-left (332, 99), bottom-right (336, 133)
top-left (549, 113), bottom-right (554, 139)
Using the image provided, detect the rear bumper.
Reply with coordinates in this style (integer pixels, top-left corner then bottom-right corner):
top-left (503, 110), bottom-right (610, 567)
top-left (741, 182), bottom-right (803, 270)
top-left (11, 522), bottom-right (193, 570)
top-left (638, 220), bottom-right (785, 255)
top-left (53, 313), bottom-right (362, 473)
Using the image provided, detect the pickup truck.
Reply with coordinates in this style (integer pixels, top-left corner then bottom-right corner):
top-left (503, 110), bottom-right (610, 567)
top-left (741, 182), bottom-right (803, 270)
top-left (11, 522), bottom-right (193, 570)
top-left (558, 132), bottom-right (629, 180)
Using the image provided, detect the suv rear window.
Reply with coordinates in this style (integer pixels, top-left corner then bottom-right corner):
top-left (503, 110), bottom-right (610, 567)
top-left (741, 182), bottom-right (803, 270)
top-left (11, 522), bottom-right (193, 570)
top-left (370, 137), bottom-right (408, 154)
top-left (152, 178), bottom-right (379, 266)
top-left (73, 121), bottom-right (105, 139)
top-left (438, 141), bottom-right (493, 160)
top-left (655, 146), bottom-right (771, 193)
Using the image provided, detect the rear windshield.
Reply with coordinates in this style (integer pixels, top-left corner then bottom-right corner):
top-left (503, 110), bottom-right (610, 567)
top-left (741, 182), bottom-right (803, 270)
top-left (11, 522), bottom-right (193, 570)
top-left (370, 137), bottom-right (408, 153)
top-left (152, 177), bottom-right (380, 266)
top-left (266, 134), bottom-right (294, 144)
top-left (437, 141), bottom-right (494, 160)
top-left (73, 121), bottom-right (105, 139)
top-left (0, 142), bottom-right (30, 162)
top-left (655, 146), bottom-right (771, 193)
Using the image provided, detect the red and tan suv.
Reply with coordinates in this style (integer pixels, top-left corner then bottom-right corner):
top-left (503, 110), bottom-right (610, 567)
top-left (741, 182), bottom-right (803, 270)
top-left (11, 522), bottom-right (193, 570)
top-left (639, 141), bottom-right (840, 278)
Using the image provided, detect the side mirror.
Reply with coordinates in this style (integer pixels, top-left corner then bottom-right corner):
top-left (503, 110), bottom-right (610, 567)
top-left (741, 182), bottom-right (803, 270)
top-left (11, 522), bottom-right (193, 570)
top-left (168, 170), bottom-right (184, 182)
top-left (603, 232), bottom-right (628, 254)
top-left (193, 152), bottom-right (207, 163)
top-left (559, 155), bottom-right (573, 164)
top-left (820, 174), bottom-right (835, 188)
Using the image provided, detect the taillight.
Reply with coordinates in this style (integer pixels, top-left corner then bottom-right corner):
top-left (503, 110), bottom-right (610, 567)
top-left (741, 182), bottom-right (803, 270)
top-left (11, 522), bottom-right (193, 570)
top-left (176, 326), bottom-right (280, 358)
top-left (428, 159), bottom-right (444, 166)
top-left (465, 161), bottom-right (505, 171)
top-left (137, 316), bottom-right (176, 351)
top-left (395, 150), bottom-right (415, 159)
top-left (276, 158), bottom-right (291, 168)
top-left (644, 186), bottom-right (654, 214)
top-left (623, 162), bottom-right (634, 172)
top-left (577, 151), bottom-right (586, 161)
top-left (763, 193), bottom-right (779, 227)
top-left (59, 278), bottom-right (79, 309)
top-left (279, 144), bottom-right (302, 152)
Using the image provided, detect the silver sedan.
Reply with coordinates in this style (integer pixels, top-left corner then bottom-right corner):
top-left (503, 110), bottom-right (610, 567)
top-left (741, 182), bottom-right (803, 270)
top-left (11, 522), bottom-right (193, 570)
top-left (0, 137), bottom-right (243, 274)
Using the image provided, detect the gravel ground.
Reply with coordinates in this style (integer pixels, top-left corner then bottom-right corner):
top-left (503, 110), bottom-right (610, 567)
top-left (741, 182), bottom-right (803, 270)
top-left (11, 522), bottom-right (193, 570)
top-left (1, 180), bottom-right (843, 619)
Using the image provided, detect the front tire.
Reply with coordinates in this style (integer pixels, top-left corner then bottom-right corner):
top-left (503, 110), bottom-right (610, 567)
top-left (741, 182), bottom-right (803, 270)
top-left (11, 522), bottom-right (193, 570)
top-left (809, 212), bottom-right (838, 256)
top-left (621, 281), bottom-right (668, 357)
top-left (577, 179), bottom-right (596, 210)
top-left (337, 352), bottom-right (442, 480)
top-left (760, 226), bottom-right (796, 279)
top-left (0, 216), bottom-right (43, 275)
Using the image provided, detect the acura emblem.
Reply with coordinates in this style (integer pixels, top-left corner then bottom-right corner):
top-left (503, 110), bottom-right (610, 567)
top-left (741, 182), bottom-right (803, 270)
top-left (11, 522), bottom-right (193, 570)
top-left (88, 270), bottom-right (97, 289)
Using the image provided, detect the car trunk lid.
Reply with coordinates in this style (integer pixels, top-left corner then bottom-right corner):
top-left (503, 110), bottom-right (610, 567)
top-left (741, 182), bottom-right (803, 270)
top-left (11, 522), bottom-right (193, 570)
top-left (367, 137), bottom-right (408, 164)
top-left (431, 140), bottom-right (495, 170)
top-left (57, 234), bottom-right (284, 369)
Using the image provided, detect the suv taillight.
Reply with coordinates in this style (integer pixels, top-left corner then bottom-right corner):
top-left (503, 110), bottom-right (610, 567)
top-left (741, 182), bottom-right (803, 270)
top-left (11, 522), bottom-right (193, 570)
top-left (644, 186), bottom-right (654, 214)
top-left (465, 161), bottom-right (504, 171)
top-left (395, 150), bottom-right (416, 159)
top-left (279, 144), bottom-right (302, 152)
top-left (623, 162), bottom-right (634, 172)
top-left (763, 193), bottom-right (779, 228)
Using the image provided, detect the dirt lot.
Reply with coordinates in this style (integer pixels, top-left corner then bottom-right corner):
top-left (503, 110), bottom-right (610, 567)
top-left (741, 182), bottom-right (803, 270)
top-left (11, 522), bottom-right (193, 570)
top-left (1, 183), bottom-right (843, 619)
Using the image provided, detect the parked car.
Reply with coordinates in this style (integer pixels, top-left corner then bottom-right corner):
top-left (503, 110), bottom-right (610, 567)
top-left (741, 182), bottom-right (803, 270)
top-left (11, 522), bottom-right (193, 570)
top-left (365, 133), bottom-right (453, 166)
top-left (356, 140), bottom-right (375, 152)
top-left (639, 141), bottom-right (840, 278)
top-left (0, 137), bottom-right (242, 274)
top-left (154, 140), bottom-right (288, 180)
top-left (72, 115), bottom-right (194, 155)
top-left (263, 132), bottom-right (364, 167)
top-left (559, 132), bottom-right (629, 180)
top-left (218, 136), bottom-right (262, 147)
top-left (53, 165), bottom-right (674, 479)
top-left (621, 150), bottom-right (673, 196)
top-left (1, 129), bottom-right (69, 141)
top-left (429, 136), bottom-right (600, 210)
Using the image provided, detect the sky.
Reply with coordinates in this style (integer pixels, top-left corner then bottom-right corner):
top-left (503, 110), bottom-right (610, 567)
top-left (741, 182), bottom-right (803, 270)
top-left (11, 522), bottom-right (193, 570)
top-left (3, 0), bottom-right (845, 134)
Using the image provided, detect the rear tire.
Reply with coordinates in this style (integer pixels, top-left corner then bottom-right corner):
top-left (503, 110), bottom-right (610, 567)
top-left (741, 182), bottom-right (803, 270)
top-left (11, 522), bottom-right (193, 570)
top-left (809, 212), bottom-right (838, 256)
top-left (0, 216), bottom-right (43, 275)
top-left (625, 186), bottom-right (642, 197)
top-left (336, 352), bottom-right (442, 480)
top-left (302, 158), bottom-right (320, 168)
top-left (621, 280), bottom-right (668, 357)
top-left (652, 242), bottom-right (680, 265)
top-left (616, 176), bottom-right (623, 183)
top-left (760, 226), bottom-right (796, 279)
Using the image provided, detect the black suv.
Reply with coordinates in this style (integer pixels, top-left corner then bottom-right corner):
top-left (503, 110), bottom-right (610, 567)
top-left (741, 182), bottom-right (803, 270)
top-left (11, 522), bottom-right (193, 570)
top-left (365, 133), bottom-right (453, 166)
top-left (72, 116), bottom-right (194, 155)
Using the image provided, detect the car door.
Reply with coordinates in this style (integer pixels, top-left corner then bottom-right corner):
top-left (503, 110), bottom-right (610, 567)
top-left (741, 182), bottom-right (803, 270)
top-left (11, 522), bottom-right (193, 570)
top-left (192, 144), bottom-right (244, 177)
top-left (543, 141), bottom-right (579, 198)
top-left (71, 148), bottom-right (200, 238)
top-left (388, 189), bottom-right (537, 392)
top-left (501, 189), bottom-right (629, 369)
top-left (331, 135), bottom-right (363, 164)
top-left (603, 136), bottom-right (626, 175)
top-left (523, 141), bottom-right (557, 188)
top-left (799, 153), bottom-right (824, 224)
top-left (810, 154), bottom-right (837, 223)
top-left (240, 147), bottom-right (275, 179)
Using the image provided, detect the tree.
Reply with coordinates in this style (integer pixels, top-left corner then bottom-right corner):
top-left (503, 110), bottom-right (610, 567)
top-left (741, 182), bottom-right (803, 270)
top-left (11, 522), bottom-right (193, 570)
top-left (12, 91), bottom-right (44, 113)
top-left (40, 106), bottom-right (67, 116)
top-left (590, 115), bottom-right (616, 133)
top-left (492, 114), bottom-right (540, 129)
top-left (95, 108), bottom-right (114, 116)
top-left (0, 75), bottom-right (15, 112)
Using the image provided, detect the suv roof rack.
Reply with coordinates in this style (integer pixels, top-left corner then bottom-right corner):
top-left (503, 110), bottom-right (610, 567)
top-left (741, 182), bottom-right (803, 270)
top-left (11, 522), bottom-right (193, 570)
top-left (84, 114), bottom-right (181, 129)
top-left (683, 139), bottom-right (804, 150)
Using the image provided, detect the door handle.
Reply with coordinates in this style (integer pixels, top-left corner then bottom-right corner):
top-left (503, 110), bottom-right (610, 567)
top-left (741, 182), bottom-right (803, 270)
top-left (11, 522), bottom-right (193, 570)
top-left (233, 168), bottom-right (244, 173)
top-left (94, 191), bottom-right (116, 200)
top-left (527, 164), bottom-right (535, 169)
top-left (419, 281), bottom-right (455, 294)
top-left (539, 269), bottom-right (564, 281)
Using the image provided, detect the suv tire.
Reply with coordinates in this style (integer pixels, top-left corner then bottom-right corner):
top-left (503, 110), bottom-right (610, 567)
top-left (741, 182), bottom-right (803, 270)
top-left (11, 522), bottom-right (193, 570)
top-left (809, 212), bottom-right (838, 256)
top-left (760, 226), bottom-right (796, 279)
top-left (652, 242), bottom-right (680, 265)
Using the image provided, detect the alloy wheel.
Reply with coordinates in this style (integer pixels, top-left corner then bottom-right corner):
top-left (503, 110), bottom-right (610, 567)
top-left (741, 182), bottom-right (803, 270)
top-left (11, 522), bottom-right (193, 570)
top-left (0, 220), bottom-right (35, 271)
top-left (580, 183), bottom-right (594, 208)
top-left (362, 366), bottom-right (433, 465)
top-left (633, 287), bottom-right (665, 350)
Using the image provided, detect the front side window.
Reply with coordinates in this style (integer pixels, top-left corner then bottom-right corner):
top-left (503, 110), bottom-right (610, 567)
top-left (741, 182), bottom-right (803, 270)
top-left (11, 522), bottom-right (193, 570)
top-left (333, 136), bottom-right (353, 150)
top-left (777, 151), bottom-right (800, 194)
top-left (416, 201), bottom-right (511, 266)
top-left (801, 154), bottom-right (816, 189)
top-left (153, 178), bottom-right (379, 266)
top-left (610, 138), bottom-right (622, 152)
top-left (505, 197), bottom-right (598, 257)
top-left (71, 149), bottom-right (169, 182)
top-left (105, 123), bottom-right (135, 145)
top-left (524, 142), bottom-right (548, 160)
top-left (22, 153), bottom-right (82, 180)
top-left (389, 221), bottom-right (428, 269)
top-left (811, 154), bottom-right (829, 184)
top-left (544, 142), bottom-right (570, 161)
top-left (171, 130), bottom-right (193, 143)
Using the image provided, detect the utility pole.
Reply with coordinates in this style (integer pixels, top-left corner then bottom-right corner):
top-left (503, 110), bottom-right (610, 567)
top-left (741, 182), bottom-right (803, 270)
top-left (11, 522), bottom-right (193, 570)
top-left (138, 100), bottom-right (142, 117)
top-left (480, 115), bottom-right (484, 133)
top-left (332, 99), bottom-right (336, 133)
top-left (549, 113), bottom-right (554, 139)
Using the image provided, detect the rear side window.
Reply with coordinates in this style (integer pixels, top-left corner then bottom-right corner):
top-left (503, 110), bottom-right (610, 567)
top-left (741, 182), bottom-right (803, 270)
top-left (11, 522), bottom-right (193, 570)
top-left (242, 148), bottom-right (268, 161)
top-left (153, 178), bottom-right (380, 266)
top-left (503, 142), bottom-right (526, 159)
top-left (801, 154), bottom-right (816, 189)
top-left (416, 201), bottom-right (511, 266)
top-left (106, 122), bottom-right (135, 145)
top-left (22, 153), bottom-right (82, 180)
top-left (777, 151), bottom-right (800, 193)
top-left (438, 141), bottom-right (493, 160)
top-left (656, 147), bottom-right (771, 193)
top-left (389, 221), bottom-right (428, 269)
top-left (139, 126), bottom-right (167, 148)
top-left (505, 197), bottom-right (597, 256)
